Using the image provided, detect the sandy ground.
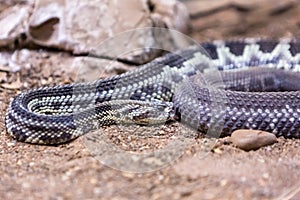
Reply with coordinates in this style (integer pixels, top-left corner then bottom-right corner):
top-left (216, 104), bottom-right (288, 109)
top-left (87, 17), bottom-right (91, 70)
top-left (1, 1), bottom-right (300, 200)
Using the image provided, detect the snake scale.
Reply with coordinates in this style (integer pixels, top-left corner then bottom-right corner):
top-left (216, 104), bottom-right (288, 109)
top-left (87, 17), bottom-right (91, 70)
top-left (5, 38), bottom-right (300, 144)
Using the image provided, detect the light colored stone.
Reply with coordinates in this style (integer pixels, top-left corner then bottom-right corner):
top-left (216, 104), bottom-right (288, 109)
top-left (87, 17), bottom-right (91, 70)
top-left (230, 129), bottom-right (277, 151)
top-left (0, 4), bottom-right (30, 47)
top-left (0, 0), bottom-right (191, 71)
top-left (27, 0), bottom-right (190, 63)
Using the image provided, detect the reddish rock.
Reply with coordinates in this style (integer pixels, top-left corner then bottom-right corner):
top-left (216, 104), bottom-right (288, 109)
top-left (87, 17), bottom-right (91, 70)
top-left (230, 129), bottom-right (277, 151)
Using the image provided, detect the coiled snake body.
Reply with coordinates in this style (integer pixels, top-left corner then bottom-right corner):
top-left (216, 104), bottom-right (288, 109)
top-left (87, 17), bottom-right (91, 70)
top-left (5, 39), bottom-right (300, 144)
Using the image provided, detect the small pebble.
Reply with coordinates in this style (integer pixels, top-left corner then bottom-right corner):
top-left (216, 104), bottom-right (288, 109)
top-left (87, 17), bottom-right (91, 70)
top-left (212, 148), bottom-right (223, 154)
top-left (230, 129), bottom-right (277, 151)
top-left (6, 142), bottom-right (16, 147)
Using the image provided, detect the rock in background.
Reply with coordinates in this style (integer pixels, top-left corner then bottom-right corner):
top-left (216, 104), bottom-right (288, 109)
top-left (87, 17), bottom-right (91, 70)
top-left (0, 0), bottom-right (191, 86)
top-left (0, 0), bottom-right (190, 64)
top-left (183, 0), bottom-right (300, 41)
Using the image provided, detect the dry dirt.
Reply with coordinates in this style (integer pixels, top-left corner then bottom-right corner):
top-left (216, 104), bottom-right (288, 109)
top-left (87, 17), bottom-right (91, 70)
top-left (2, 1), bottom-right (300, 200)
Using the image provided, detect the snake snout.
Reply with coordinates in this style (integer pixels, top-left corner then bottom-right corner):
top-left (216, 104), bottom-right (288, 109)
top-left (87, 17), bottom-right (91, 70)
top-left (123, 101), bottom-right (174, 125)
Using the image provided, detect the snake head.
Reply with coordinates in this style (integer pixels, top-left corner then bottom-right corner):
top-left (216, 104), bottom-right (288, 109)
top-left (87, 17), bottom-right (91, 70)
top-left (116, 100), bottom-right (174, 126)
